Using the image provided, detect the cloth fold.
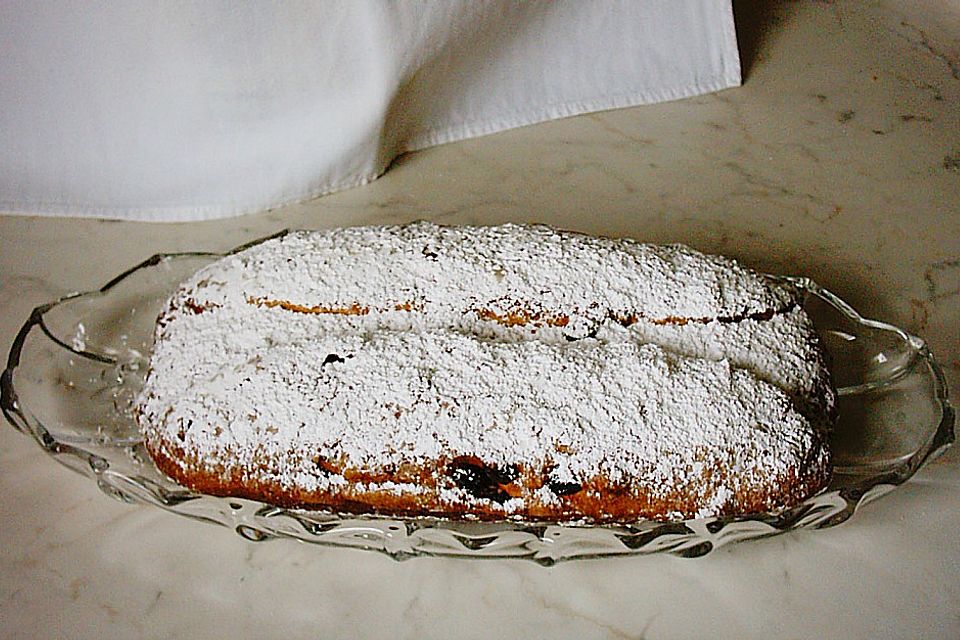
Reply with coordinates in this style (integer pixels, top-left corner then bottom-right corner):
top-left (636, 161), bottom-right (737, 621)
top-left (0, 1), bottom-right (740, 221)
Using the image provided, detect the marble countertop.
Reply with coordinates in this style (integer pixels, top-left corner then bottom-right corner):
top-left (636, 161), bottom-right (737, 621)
top-left (1, 2), bottom-right (957, 638)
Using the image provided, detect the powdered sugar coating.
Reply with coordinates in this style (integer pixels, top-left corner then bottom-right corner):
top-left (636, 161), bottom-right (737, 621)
top-left (176, 223), bottom-right (797, 325)
top-left (136, 223), bottom-right (834, 521)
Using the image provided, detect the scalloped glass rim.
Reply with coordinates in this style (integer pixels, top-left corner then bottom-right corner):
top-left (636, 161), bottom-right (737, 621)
top-left (2, 233), bottom-right (954, 564)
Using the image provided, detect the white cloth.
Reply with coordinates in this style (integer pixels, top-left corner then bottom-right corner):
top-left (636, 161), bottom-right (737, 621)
top-left (0, 1), bottom-right (740, 221)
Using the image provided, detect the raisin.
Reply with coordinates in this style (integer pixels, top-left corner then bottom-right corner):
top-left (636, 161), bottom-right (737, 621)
top-left (749, 308), bottom-right (776, 322)
top-left (562, 326), bottom-right (599, 342)
top-left (447, 457), bottom-right (517, 503)
top-left (322, 353), bottom-right (345, 366)
top-left (546, 479), bottom-right (582, 496)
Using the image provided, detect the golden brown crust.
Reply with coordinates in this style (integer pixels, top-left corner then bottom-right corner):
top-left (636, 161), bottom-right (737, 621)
top-left (146, 434), bottom-right (831, 522)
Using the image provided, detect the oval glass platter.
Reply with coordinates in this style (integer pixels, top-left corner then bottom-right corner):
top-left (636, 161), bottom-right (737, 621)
top-left (2, 236), bottom-right (954, 565)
